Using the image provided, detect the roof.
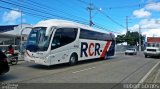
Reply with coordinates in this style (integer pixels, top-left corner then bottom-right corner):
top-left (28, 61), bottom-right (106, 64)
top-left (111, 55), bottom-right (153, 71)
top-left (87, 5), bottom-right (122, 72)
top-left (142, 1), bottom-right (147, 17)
top-left (34, 19), bottom-right (110, 34)
top-left (0, 25), bottom-right (18, 32)
top-left (0, 33), bottom-right (20, 43)
top-left (147, 37), bottom-right (160, 43)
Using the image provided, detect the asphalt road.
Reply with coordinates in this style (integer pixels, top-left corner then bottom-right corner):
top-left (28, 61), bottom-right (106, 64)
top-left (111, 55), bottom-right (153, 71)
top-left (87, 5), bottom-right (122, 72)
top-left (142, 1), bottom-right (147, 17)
top-left (0, 52), bottom-right (160, 89)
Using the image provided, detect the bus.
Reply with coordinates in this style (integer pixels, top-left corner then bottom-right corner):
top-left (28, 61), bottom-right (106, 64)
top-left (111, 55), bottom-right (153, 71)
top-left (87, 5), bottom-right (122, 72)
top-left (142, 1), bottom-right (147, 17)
top-left (24, 19), bottom-right (115, 66)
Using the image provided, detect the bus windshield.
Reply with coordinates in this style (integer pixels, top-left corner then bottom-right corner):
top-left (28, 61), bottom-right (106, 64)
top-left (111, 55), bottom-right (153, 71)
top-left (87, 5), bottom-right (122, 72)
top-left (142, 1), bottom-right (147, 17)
top-left (26, 27), bottom-right (52, 52)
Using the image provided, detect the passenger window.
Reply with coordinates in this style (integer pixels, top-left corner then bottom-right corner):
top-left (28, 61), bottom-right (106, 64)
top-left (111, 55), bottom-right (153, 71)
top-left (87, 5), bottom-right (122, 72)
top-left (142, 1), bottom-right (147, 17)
top-left (51, 28), bottom-right (77, 50)
top-left (61, 28), bottom-right (77, 45)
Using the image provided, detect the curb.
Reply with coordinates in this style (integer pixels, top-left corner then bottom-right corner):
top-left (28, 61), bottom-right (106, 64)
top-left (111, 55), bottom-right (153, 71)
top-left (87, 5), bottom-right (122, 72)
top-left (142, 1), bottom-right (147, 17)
top-left (138, 60), bottom-right (160, 83)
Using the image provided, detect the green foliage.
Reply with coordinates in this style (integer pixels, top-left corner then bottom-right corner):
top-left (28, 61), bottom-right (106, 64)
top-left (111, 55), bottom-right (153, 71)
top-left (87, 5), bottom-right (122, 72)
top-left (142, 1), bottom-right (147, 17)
top-left (116, 31), bottom-right (144, 46)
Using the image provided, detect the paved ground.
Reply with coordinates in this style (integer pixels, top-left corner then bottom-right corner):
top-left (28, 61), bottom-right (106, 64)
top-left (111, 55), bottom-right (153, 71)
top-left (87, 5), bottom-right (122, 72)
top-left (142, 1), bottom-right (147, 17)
top-left (0, 52), bottom-right (160, 89)
top-left (144, 62), bottom-right (160, 83)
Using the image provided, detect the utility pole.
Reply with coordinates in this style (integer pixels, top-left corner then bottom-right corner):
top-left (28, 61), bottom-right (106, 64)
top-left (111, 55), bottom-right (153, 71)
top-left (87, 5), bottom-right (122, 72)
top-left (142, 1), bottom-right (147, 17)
top-left (87, 2), bottom-right (94, 26)
top-left (21, 10), bottom-right (22, 29)
top-left (139, 25), bottom-right (141, 52)
top-left (20, 5), bottom-right (23, 54)
top-left (126, 16), bottom-right (128, 34)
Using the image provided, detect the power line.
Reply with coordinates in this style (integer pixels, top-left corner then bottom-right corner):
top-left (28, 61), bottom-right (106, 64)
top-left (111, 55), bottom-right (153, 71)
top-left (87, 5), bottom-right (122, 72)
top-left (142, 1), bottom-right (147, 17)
top-left (97, 10), bottom-right (126, 29)
top-left (1, 0), bottom-right (122, 34)
top-left (77, 0), bottom-right (89, 5)
top-left (102, 2), bottom-right (156, 10)
top-left (0, 5), bottom-right (51, 19)
top-left (104, 3), bottom-right (143, 10)
top-left (92, 4), bottom-right (126, 28)
top-left (23, 0), bottom-right (88, 22)
top-left (56, 0), bottom-right (87, 15)
top-left (23, 0), bottom-right (120, 33)
top-left (77, 0), bottom-right (126, 29)
top-left (0, 0), bottom-right (62, 18)
top-left (0, 4), bottom-right (122, 34)
top-left (94, 25), bottom-right (122, 34)
top-left (0, 0), bottom-right (88, 24)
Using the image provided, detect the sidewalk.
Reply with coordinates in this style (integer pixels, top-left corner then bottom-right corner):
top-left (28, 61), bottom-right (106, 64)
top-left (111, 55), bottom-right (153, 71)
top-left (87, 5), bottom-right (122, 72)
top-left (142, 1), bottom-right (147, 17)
top-left (144, 61), bottom-right (160, 83)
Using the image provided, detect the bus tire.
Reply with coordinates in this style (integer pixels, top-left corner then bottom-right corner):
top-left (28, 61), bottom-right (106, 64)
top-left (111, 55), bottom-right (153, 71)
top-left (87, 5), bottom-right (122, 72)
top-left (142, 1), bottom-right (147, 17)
top-left (69, 53), bottom-right (78, 66)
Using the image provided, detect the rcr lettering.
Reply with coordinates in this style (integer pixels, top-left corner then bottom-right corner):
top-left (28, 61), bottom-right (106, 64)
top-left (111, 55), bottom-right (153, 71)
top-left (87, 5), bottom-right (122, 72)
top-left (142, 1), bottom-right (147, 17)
top-left (80, 42), bottom-right (100, 57)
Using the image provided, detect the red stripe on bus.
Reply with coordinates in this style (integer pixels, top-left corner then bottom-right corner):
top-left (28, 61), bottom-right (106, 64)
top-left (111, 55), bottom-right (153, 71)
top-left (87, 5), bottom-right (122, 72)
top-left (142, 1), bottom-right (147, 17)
top-left (100, 41), bottom-right (111, 58)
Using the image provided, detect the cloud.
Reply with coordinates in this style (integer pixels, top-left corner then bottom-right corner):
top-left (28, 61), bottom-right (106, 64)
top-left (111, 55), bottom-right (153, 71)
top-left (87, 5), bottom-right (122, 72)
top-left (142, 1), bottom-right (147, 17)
top-left (129, 18), bottom-right (160, 37)
top-left (142, 29), bottom-right (160, 37)
top-left (2, 9), bottom-right (21, 24)
top-left (145, 2), bottom-right (160, 11)
top-left (133, 9), bottom-right (151, 18)
top-left (139, 19), bottom-right (160, 28)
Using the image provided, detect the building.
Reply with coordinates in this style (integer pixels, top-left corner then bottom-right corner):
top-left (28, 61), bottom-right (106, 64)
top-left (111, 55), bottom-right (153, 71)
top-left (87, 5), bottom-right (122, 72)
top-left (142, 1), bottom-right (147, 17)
top-left (0, 24), bottom-right (32, 51)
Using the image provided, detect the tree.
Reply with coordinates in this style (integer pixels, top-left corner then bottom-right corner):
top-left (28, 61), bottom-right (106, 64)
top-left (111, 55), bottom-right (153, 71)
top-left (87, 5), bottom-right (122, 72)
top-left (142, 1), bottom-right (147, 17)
top-left (116, 34), bottom-right (125, 44)
top-left (116, 31), bottom-right (144, 46)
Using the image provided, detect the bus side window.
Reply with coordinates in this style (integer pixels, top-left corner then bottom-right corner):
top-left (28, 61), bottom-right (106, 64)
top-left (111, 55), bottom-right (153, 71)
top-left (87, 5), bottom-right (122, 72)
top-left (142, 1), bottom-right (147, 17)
top-left (61, 28), bottom-right (77, 45)
top-left (51, 28), bottom-right (77, 50)
top-left (51, 29), bottom-right (62, 50)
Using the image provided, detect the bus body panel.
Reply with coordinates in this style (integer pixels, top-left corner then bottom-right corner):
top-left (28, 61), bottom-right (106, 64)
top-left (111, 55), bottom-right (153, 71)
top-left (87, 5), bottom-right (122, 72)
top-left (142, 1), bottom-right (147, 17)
top-left (78, 39), bottom-right (113, 61)
top-left (24, 19), bottom-right (115, 66)
top-left (24, 50), bottom-right (51, 66)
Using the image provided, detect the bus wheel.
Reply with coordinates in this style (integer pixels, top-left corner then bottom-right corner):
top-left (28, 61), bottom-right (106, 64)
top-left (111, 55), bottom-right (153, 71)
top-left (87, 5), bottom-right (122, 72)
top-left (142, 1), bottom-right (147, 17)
top-left (69, 54), bottom-right (77, 66)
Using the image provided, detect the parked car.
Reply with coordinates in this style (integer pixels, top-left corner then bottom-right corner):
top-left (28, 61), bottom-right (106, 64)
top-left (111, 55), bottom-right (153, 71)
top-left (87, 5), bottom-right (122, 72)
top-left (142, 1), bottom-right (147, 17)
top-left (0, 50), bottom-right (10, 75)
top-left (125, 48), bottom-right (137, 55)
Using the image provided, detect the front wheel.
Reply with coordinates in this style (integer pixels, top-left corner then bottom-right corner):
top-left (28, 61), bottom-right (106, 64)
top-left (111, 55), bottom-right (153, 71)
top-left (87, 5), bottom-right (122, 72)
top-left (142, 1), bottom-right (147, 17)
top-left (11, 58), bottom-right (18, 65)
top-left (69, 54), bottom-right (77, 66)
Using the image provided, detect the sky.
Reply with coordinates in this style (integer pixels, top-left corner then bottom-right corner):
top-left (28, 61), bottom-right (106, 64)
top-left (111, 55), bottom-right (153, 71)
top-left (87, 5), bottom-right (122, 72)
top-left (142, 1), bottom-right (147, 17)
top-left (0, 0), bottom-right (160, 37)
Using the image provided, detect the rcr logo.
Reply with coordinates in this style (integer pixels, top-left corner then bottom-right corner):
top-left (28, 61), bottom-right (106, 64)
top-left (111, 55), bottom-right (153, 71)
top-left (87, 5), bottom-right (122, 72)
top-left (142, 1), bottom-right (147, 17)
top-left (80, 42), bottom-right (100, 57)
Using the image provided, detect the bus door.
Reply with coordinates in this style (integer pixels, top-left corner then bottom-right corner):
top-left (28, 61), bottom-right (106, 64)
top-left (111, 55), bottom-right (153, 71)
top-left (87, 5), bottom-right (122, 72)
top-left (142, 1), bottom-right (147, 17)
top-left (50, 28), bottom-right (78, 64)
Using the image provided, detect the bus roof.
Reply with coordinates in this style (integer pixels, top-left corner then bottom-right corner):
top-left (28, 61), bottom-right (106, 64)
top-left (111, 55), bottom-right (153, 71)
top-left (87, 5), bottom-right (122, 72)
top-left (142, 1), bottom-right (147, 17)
top-left (34, 19), bottom-right (111, 34)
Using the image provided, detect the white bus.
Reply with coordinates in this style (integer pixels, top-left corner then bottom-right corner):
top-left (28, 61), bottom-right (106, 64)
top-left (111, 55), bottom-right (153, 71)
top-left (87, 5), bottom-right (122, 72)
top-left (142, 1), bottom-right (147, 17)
top-left (24, 19), bottom-right (115, 66)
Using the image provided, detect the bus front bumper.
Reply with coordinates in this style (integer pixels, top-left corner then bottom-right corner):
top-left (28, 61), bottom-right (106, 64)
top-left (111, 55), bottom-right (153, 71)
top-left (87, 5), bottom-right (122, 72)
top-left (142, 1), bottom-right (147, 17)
top-left (24, 56), bottom-right (51, 66)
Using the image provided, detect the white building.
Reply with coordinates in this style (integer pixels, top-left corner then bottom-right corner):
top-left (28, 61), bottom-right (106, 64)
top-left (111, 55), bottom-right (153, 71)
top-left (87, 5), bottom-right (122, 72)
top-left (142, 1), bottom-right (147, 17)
top-left (0, 24), bottom-right (32, 50)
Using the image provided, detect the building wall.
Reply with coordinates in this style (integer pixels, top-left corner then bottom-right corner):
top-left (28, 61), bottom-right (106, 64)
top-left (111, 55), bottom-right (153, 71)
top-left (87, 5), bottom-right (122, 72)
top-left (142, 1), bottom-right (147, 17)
top-left (0, 24), bottom-right (32, 52)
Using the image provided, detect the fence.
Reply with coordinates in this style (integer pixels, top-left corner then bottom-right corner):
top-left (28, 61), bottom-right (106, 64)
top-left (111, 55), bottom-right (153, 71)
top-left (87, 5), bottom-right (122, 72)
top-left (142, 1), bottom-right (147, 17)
top-left (115, 45), bottom-right (145, 52)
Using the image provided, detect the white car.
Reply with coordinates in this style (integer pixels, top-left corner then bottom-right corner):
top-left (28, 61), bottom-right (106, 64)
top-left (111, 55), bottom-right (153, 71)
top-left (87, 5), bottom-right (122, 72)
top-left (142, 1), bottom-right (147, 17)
top-left (144, 47), bottom-right (160, 58)
top-left (125, 48), bottom-right (137, 55)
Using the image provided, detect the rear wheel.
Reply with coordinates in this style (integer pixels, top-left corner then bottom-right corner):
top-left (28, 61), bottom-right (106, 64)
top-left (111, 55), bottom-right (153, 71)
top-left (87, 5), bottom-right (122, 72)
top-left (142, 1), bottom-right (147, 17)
top-left (69, 54), bottom-right (77, 66)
